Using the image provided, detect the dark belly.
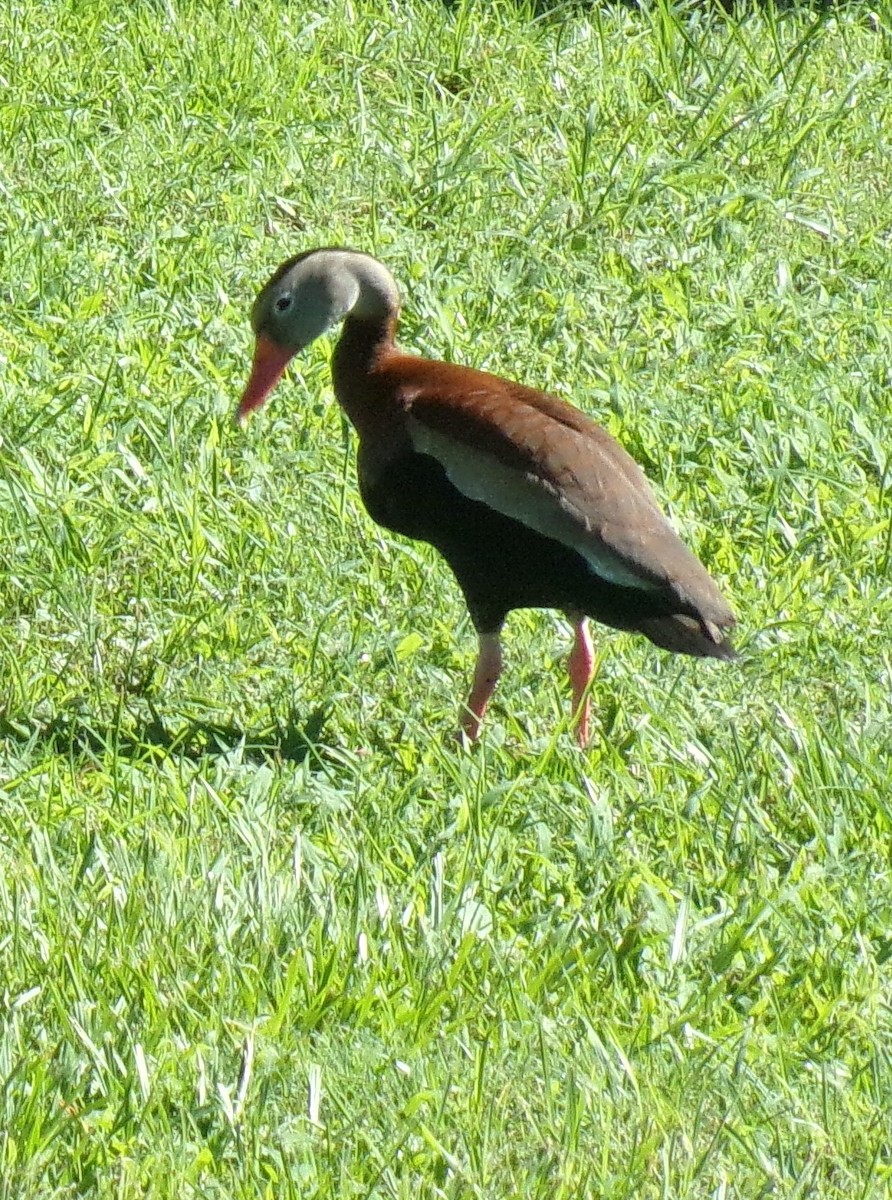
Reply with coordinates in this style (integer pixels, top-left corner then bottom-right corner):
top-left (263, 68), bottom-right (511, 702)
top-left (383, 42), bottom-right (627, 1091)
top-left (359, 450), bottom-right (680, 633)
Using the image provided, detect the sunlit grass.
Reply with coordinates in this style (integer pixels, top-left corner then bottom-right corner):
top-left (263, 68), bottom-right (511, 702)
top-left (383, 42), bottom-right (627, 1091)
top-left (1, 0), bottom-right (890, 1195)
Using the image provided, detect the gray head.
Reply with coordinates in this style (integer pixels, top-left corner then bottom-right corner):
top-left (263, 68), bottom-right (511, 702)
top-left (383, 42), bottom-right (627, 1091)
top-left (237, 247), bottom-right (401, 422)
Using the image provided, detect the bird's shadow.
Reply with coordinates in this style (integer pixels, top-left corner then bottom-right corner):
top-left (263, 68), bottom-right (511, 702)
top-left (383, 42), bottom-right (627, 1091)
top-left (0, 701), bottom-right (332, 768)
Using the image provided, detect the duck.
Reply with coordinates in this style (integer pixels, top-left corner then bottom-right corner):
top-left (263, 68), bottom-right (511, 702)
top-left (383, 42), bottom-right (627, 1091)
top-left (236, 248), bottom-right (736, 746)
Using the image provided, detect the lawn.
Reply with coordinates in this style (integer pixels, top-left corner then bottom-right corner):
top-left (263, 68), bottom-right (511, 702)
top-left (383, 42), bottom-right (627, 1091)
top-left (1, 0), bottom-right (890, 1195)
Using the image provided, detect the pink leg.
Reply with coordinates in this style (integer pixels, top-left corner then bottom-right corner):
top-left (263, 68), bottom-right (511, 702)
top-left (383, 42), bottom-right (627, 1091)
top-left (459, 632), bottom-right (503, 742)
top-left (567, 616), bottom-right (595, 748)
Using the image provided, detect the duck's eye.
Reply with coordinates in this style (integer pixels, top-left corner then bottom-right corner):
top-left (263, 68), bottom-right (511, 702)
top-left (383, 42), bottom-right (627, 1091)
top-left (275, 295), bottom-right (292, 312)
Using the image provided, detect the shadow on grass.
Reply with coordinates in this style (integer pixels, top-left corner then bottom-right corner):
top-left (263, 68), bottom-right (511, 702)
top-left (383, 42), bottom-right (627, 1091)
top-left (438, 0), bottom-right (844, 14)
top-left (0, 702), bottom-right (332, 767)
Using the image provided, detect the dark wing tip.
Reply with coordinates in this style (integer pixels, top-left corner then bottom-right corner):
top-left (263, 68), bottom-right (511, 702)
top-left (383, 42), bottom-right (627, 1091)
top-left (638, 615), bottom-right (738, 660)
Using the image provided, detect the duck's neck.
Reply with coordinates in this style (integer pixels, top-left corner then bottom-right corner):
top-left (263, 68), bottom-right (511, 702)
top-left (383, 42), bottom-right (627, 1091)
top-left (336, 309), bottom-right (397, 361)
top-left (331, 311), bottom-right (400, 429)
top-left (340, 251), bottom-right (400, 324)
top-left (327, 252), bottom-right (403, 434)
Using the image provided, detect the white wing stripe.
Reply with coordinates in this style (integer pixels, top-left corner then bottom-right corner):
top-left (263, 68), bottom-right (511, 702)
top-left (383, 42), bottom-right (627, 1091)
top-left (408, 419), bottom-right (656, 591)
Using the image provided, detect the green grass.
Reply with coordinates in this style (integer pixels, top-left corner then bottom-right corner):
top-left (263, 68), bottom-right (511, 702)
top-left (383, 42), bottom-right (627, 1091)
top-left (1, 0), bottom-right (891, 1194)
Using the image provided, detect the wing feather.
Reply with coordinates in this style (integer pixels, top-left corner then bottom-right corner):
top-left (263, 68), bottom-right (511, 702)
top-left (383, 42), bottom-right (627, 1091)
top-left (402, 376), bottom-right (735, 633)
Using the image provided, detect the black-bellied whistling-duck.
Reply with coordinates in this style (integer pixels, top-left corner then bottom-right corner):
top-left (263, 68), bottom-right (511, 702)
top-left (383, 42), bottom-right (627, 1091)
top-left (237, 248), bottom-right (736, 746)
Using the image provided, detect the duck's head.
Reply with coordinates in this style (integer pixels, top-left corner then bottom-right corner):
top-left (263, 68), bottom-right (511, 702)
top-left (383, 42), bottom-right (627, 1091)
top-left (236, 247), bottom-right (399, 424)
